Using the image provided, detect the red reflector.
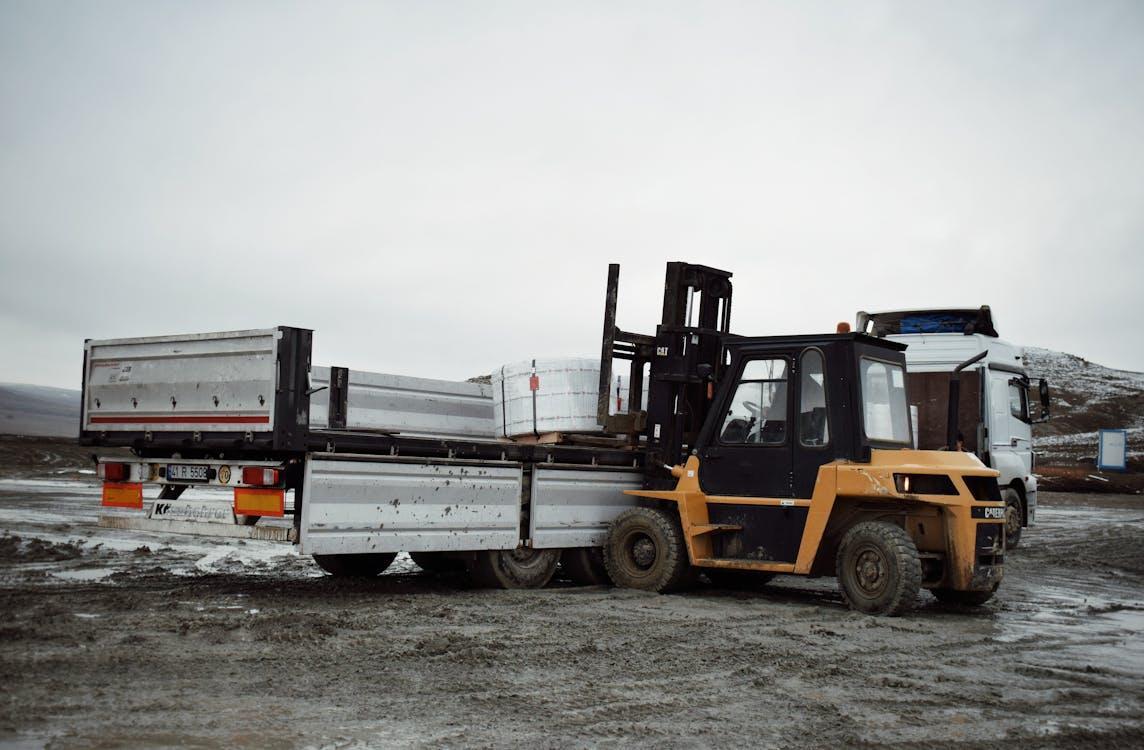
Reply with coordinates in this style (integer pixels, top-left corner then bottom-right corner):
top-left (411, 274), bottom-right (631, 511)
top-left (241, 467), bottom-right (280, 486)
top-left (98, 462), bottom-right (130, 481)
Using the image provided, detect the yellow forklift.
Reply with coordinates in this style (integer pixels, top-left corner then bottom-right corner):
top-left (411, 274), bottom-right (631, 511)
top-left (597, 263), bottom-right (1006, 615)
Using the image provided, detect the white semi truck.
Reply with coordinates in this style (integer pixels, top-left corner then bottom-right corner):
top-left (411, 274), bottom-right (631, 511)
top-left (856, 306), bottom-right (1050, 547)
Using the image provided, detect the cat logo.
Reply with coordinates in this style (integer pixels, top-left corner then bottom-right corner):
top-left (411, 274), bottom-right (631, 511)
top-left (217, 465), bottom-right (231, 484)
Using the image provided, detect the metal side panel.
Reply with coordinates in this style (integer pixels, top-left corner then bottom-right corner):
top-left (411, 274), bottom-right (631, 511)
top-left (529, 467), bottom-right (643, 549)
top-left (83, 328), bottom-right (281, 433)
top-left (309, 366), bottom-right (495, 439)
top-left (300, 456), bottom-right (522, 555)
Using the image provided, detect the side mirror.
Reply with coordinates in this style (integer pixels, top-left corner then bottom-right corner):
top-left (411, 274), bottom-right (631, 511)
top-left (696, 363), bottom-right (714, 380)
top-left (1038, 378), bottom-right (1051, 420)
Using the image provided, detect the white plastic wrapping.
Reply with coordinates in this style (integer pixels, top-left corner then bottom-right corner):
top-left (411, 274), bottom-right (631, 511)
top-left (492, 358), bottom-right (645, 438)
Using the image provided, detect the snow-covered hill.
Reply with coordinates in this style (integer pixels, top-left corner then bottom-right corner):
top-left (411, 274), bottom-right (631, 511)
top-left (1023, 348), bottom-right (1144, 466)
top-left (0, 383), bottom-right (80, 438)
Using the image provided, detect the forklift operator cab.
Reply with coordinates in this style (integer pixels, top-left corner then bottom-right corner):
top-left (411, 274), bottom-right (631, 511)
top-left (698, 334), bottom-right (911, 502)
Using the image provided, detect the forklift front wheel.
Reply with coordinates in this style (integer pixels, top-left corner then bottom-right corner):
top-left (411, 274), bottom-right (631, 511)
top-left (836, 521), bottom-right (921, 616)
top-left (604, 507), bottom-right (692, 593)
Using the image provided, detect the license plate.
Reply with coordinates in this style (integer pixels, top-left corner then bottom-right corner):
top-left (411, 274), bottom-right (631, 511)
top-left (167, 464), bottom-right (210, 482)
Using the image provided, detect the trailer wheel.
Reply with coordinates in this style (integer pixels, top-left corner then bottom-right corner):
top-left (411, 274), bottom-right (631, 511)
top-left (410, 551), bottom-right (464, 574)
top-left (836, 521), bottom-right (921, 616)
top-left (470, 548), bottom-right (560, 589)
top-left (561, 547), bottom-right (612, 586)
top-left (932, 585), bottom-right (998, 607)
top-left (603, 507), bottom-right (692, 593)
top-left (1002, 489), bottom-right (1023, 549)
top-left (704, 569), bottom-right (775, 590)
top-left (313, 552), bottom-right (397, 577)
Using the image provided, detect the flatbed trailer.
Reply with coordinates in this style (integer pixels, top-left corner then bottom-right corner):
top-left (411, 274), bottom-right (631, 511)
top-left (81, 326), bottom-right (648, 586)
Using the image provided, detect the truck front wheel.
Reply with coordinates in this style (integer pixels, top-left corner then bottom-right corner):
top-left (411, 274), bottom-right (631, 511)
top-left (1002, 488), bottom-right (1023, 549)
top-left (603, 507), bottom-right (692, 593)
top-left (836, 521), bottom-right (921, 616)
top-left (313, 552), bottom-right (397, 577)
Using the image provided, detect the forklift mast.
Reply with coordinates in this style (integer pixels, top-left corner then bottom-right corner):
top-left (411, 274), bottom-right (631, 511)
top-left (597, 262), bottom-right (733, 478)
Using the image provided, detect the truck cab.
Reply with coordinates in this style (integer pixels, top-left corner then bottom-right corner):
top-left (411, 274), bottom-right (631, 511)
top-left (855, 307), bottom-right (1050, 547)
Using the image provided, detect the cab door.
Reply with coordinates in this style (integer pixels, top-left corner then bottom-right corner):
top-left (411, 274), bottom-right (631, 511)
top-left (697, 354), bottom-right (806, 564)
top-left (697, 355), bottom-right (794, 498)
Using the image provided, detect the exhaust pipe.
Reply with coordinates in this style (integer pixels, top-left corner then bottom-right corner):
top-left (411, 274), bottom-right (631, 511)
top-left (947, 351), bottom-right (988, 450)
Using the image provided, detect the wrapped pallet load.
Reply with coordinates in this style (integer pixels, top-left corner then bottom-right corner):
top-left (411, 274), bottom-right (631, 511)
top-left (492, 358), bottom-right (645, 439)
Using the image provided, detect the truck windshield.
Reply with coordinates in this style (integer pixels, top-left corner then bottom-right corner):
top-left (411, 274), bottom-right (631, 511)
top-left (860, 358), bottom-right (911, 444)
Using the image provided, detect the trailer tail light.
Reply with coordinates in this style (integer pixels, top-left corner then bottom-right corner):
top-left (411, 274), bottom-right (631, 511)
top-left (102, 483), bottom-right (143, 509)
top-left (241, 467), bottom-right (280, 486)
top-left (234, 488), bottom-right (284, 517)
top-left (98, 462), bottom-right (131, 482)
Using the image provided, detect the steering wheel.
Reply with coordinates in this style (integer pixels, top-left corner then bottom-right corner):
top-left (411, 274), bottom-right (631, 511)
top-left (743, 401), bottom-right (761, 417)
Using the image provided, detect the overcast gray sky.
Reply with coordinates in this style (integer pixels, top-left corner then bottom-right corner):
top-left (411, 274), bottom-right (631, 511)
top-left (2, 0), bottom-right (1142, 388)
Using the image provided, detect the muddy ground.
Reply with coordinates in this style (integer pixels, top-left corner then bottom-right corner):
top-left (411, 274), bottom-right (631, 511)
top-left (1, 477), bottom-right (1142, 749)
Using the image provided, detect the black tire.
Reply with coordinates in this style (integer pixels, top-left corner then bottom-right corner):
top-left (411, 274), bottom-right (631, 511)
top-left (410, 551), bottom-right (464, 574)
top-left (561, 547), bottom-right (612, 586)
top-left (1002, 488), bottom-right (1023, 549)
top-left (603, 507), bottom-right (693, 593)
top-left (313, 552), bottom-right (397, 577)
top-left (469, 548), bottom-right (560, 589)
top-left (932, 585), bottom-right (998, 607)
top-left (704, 568), bottom-right (775, 590)
top-left (836, 521), bottom-right (921, 616)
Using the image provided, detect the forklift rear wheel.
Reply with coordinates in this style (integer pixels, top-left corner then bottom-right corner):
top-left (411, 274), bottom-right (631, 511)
top-left (470, 548), bottom-right (560, 589)
top-left (704, 569), bottom-right (775, 590)
top-left (932, 585), bottom-right (998, 607)
top-left (561, 547), bottom-right (612, 586)
top-left (313, 552), bottom-right (397, 577)
top-left (410, 551), bottom-right (465, 574)
top-left (1002, 489), bottom-right (1023, 549)
top-left (836, 521), bottom-right (921, 616)
top-left (604, 507), bottom-right (692, 593)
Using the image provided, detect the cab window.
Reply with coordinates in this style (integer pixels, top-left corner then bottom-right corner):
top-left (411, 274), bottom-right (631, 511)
top-left (799, 349), bottom-right (830, 446)
top-left (720, 358), bottom-right (788, 445)
top-left (859, 358), bottom-right (911, 444)
top-left (1009, 380), bottom-right (1030, 422)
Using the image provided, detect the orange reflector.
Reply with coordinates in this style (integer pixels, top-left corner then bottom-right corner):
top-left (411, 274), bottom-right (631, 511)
top-left (234, 488), bottom-right (284, 517)
top-left (102, 482), bottom-right (143, 509)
